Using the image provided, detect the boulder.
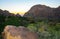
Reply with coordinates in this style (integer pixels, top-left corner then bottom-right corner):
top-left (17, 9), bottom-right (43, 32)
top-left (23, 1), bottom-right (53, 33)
top-left (2, 25), bottom-right (38, 39)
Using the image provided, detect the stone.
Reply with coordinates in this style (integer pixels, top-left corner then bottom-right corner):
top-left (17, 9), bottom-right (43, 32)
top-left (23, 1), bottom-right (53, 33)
top-left (2, 25), bottom-right (38, 39)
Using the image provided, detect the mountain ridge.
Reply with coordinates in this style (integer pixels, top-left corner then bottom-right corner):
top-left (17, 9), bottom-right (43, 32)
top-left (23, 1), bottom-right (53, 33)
top-left (23, 4), bottom-right (60, 22)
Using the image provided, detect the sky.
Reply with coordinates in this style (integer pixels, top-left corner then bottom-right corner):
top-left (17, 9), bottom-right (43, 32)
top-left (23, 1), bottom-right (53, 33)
top-left (0, 0), bottom-right (60, 15)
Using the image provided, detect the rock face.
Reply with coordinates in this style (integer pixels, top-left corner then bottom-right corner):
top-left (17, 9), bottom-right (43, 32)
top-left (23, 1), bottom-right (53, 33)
top-left (23, 4), bottom-right (60, 21)
top-left (2, 25), bottom-right (38, 39)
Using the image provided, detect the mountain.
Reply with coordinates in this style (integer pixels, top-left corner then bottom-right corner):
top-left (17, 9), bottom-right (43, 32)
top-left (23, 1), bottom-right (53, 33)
top-left (0, 9), bottom-right (21, 17)
top-left (23, 4), bottom-right (60, 22)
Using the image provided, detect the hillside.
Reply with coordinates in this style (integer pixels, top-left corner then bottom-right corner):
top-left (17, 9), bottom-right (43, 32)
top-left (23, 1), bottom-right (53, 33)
top-left (24, 4), bottom-right (60, 22)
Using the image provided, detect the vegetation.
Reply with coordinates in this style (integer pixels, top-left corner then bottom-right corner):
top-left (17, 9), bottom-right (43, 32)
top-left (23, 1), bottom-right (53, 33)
top-left (0, 9), bottom-right (60, 39)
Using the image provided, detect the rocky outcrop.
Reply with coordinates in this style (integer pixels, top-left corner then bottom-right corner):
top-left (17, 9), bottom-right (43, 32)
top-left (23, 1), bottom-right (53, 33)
top-left (23, 4), bottom-right (60, 21)
top-left (2, 25), bottom-right (38, 39)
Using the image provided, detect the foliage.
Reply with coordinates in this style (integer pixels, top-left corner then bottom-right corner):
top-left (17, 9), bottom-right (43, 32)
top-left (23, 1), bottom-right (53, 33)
top-left (27, 21), bottom-right (60, 39)
top-left (0, 9), bottom-right (60, 39)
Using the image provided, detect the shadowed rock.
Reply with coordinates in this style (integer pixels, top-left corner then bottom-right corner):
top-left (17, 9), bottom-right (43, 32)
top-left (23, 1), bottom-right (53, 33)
top-left (2, 25), bottom-right (38, 39)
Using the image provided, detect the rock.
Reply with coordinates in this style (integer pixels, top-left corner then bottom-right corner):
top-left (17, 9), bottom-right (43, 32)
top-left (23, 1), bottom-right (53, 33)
top-left (23, 4), bottom-right (60, 21)
top-left (2, 25), bottom-right (38, 39)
